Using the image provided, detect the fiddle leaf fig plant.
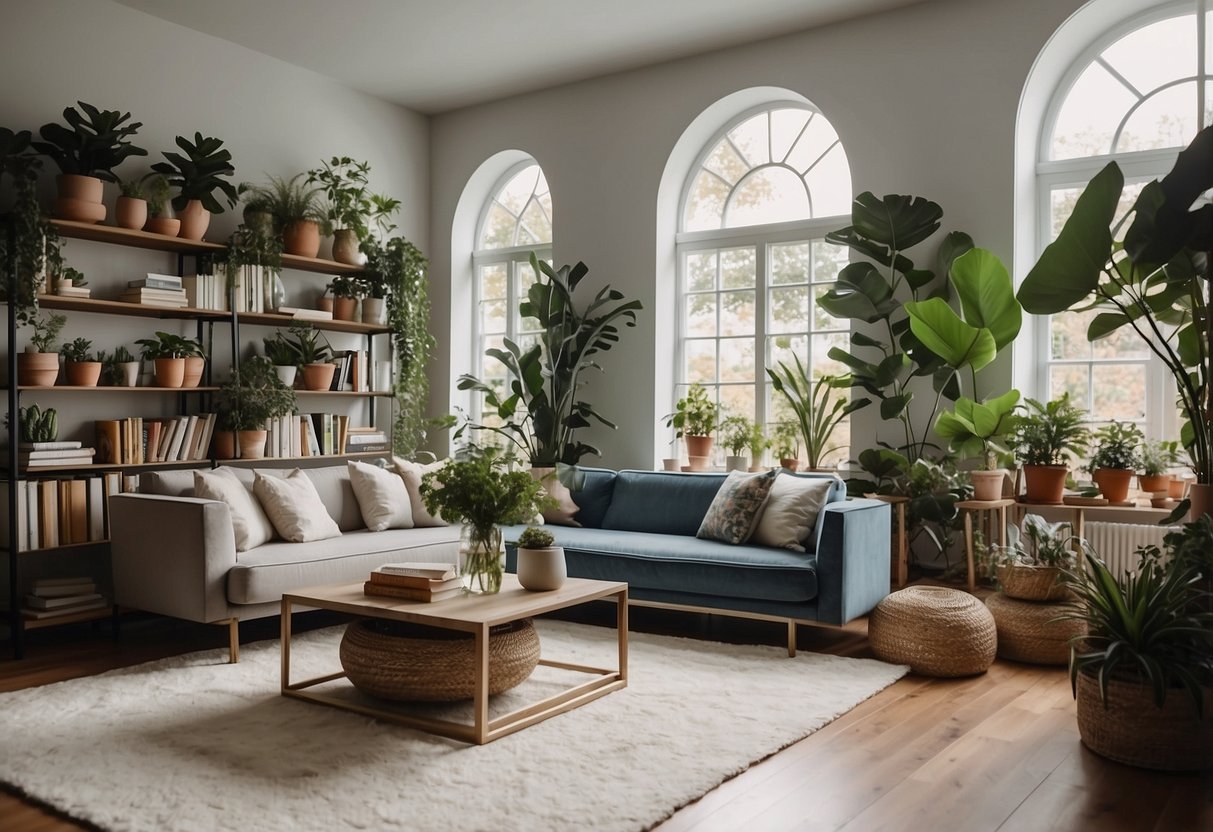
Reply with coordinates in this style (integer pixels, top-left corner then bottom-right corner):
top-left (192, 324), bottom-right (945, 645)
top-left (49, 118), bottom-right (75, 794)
top-left (151, 132), bottom-right (240, 214)
top-left (32, 101), bottom-right (147, 181)
top-left (935, 389), bottom-right (1021, 470)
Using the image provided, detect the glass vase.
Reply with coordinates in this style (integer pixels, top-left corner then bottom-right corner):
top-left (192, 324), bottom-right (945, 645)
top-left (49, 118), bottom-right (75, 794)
top-left (459, 523), bottom-right (504, 595)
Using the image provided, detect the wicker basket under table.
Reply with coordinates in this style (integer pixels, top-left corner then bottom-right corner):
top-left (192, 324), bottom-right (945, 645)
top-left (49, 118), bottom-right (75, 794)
top-left (868, 586), bottom-right (996, 677)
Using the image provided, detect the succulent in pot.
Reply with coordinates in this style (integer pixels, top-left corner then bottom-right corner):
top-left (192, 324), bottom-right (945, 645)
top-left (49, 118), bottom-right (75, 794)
top-left (150, 132), bottom-right (240, 240)
top-left (514, 525), bottom-right (566, 591)
top-left (60, 336), bottom-right (102, 387)
top-left (1086, 421), bottom-right (1144, 503)
top-left (935, 389), bottom-right (1019, 501)
top-left (214, 355), bottom-right (298, 460)
top-left (17, 312), bottom-right (66, 386)
top-left (1010, 393), bottom-right (1089, 504)
top-left (665, 382), bottom-right (718, 464)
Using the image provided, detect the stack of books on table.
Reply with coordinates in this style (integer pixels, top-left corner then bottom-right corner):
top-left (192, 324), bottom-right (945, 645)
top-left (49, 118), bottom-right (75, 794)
top-left (19, 440), bottom-right (95, 468)
top-left (120, 274), bottom-right (188, 308)
top-left (22, 577), bottom-right (108, 620)
top-left (364, 562), bottom-right (462, 602)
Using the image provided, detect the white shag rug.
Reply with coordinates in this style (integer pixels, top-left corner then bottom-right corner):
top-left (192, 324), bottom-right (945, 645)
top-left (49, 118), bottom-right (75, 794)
top-left (0, 621), bottom-right (906, 832)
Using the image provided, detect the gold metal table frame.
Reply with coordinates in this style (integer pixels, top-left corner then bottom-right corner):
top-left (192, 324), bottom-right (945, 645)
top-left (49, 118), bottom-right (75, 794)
top-left (280, 576), bottom-right (629, 745)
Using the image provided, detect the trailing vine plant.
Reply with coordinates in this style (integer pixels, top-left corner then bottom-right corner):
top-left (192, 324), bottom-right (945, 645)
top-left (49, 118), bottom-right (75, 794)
top-left (0, 127), bottom-right (61, 326)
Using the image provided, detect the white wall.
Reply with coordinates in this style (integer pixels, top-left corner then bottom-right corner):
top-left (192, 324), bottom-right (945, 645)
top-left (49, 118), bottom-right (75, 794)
top-left (429, 0), bottom-right (1088, 469)
top-left (0, 0), bottom-right (427, 441)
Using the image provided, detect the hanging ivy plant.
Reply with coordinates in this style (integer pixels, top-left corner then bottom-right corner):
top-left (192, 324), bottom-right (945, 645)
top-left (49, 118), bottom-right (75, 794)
top-left (0, 127), bottom-right (61, 326)
top-left (362, 235), bottom-right (434, 457)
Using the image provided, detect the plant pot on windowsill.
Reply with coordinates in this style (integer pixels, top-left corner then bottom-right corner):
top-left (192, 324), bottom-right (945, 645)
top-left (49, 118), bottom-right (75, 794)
top-left (684, 434), bottom-right (712, 459)
top-left (300, 362), bottom-right (337, 391)
top-left (970, 469), bottom-right (1008, 502)
top-left (17, 351), bottom-right (60, 387)
top-left (64, 361), bottom-right (102, 387)
top-left (1091, 467), bottom-right (1133, 503)
top-left (152, 357), bottom-right (186, 388)
top-left (724, 455), bottom-right (748, 472)
top-left (1021, 465), bottom-right (1067, 504)
top-left (1138, 473), bottom-right (1171, 495)
top-left (780, 458), bottom-right (800, 472)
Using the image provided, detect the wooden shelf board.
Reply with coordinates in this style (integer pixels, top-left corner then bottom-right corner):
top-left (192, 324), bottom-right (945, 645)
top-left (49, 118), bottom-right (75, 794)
top-left (21, 604), bottom-right (114, 631)
top-left (8, 539), bottom-right (109, 555)
top-left (216, 451), bottom-right (389, 465)
top-left (294, 389), bottom-right (392, 397)
top-left (232, 311), bottom-right (389, 335)
top-left (38, 295), bottom-right (229, 320)
top-left (15, 385), bottom-right (220, 393)
top-left (52, 219), bottom-right (226, 254)
top-left (281, 252), bottom-right (365, 275)
top-left (9, 459), bottom-right (211, 475)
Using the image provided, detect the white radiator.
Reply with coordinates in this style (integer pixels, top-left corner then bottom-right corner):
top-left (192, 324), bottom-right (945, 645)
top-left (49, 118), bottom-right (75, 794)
top-left (1083, 522), bottom-right (1177, 575)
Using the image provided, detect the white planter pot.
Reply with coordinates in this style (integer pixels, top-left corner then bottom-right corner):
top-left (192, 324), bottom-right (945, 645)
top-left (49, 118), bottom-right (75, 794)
top-left (118, 361), bottom-right (140, 387)
top-left (274, 364), bottom-right (298, 387)
top-left (725, 455), bottom-right (748, 472)
top-left (517, 546), bottom-right (566, 591)
top-left (362, 296), bottom-right (387, 326)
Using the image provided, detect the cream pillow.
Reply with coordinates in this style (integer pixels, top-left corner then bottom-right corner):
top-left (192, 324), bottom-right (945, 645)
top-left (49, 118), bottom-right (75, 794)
top-left (193, 469), bottom-right (276, 552)
top-left (750, 474), bottom-right (834, 552)
top-left (532, 467), bottom-right (581, 527)
top-left (253, 469), bottom-right (342, 543)
top-left (392, 457), bottom-right (450, 527)
top-left (348, 460), bottom-right (414, 531)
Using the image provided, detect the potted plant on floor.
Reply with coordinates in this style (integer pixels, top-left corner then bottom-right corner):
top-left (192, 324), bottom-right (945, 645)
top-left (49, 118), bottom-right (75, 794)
top-left (768, 355), bottom-right (868, 472)
top-left (665, 382), bottom-right (718, 468)
top-left (1139, 440), bottom-right (1180, 499)
top-left (747, 422), bottom-right (769, 472)
top-left (17, 312), bottom-right (65, 386)
top-left (935, 389), bottom-right (1020, 501)
top-left (60, 337), bottom-right (101, 386)
top-left (991, 513), bottom-right (1076, 601)
top-left (1060, 544), bottom-right (1213, 771)
top-left (1086, 421), bottom-right (1144, 503)
top-left (281, 323), bottom-right (335, 390)
top-left (419, 445), bottom-right (550, 595)
top-left (213, 355), bottom-right (298, 460)
top-left (33, 101), bottom-right (147, 223)
top-left (115, 177), bottom-right (147, 230)
top-left (247, 173), bottom-right (324, 258)
top-left (514, 525), bottom-right (566, 591)
top-left (1009, 394), bottom-right (1089, 504)
top-left (150, 132), bottom-right (240, 240)
top-left (772, 421), bottom-right (800, 471)
top-left (141, 173), bottom-right (179, 237)
top-left (135, 331), bottom-right (201, 388)
top-left (719, 415), bottom-right (752, 472)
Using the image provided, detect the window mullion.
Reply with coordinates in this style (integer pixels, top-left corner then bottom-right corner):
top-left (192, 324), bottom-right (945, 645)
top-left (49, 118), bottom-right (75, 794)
top-left (755, 244), bottom-right (768, 430)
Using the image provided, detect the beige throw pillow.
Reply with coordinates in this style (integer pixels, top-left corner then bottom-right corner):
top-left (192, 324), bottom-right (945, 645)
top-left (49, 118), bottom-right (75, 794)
top-left (532, 467), bottom-right (581, 527)
top-left (348, 460), bottom-right (414, 531)
top-left (750, 474), bottom-right (834, 552)
top-left (392, 457), bottom-right (450, 527)
top-left (253, 469), bottom-right (342, 543)
top-left (193, 468), bottom-right (276, 552)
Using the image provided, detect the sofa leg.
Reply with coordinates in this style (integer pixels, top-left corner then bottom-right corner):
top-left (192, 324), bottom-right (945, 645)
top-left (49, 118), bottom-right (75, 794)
top-left (213, 618), bottom-right (239, 663)
top-left (787, 621), bottom-right (797, 658)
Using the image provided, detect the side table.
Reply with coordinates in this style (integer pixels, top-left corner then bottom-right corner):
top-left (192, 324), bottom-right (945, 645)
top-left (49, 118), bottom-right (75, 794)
top-left (957, 498), bottom-right (1015, 592)
top-left (867, 494), bottom-right (909, 587)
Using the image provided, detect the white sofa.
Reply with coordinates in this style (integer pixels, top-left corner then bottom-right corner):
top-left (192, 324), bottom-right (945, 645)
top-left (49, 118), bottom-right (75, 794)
top-left (109, 464), bottom-right (460, 661)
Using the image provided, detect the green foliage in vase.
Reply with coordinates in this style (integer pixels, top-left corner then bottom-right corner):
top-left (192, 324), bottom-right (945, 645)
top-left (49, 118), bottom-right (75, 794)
top-left (32, 101), bottom-right (147, 181)
top-left (419, 445), bottom-right (550, 540)
top-left (151, 132), bottom-right (240, 214)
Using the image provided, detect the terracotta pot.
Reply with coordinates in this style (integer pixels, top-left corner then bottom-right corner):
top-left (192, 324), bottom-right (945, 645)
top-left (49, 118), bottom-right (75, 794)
top-left (684, 434), bottom-right (712, 459)
top-left (1189, 483), bottom-right (1213, 522)
top-left (1138, 473), bottom-right (1171, 494)
top-left (17, 352), bottom-right (60, 386)
top-left (331, 228), bottom-right (361, 264)
top-left (1022, 465), bottom-right (1067, 504)
top-left (152, 357), bottom-right (186, 388)
top-left (54, 174), bottom-right (105, 222)
top-left (115, 196), bottom-right (148, 230)
top-left (317, 297), bottom-right (335, 314)
top-left (661, 458), bottom-right (680, 471)
top-left (361, 296), bottom-right (386, 326)
top-left (301, 362), bottom-right (337, 391)
top-left (332, 297), bottom-right (358, 321)
top-left (970, 469), bottom-right (1006, 502)
top-left (1168, 475), bottom-right (1189, 499)
top-left (177, 200), bottom-right (211, 240)
top-left (213, 430), bottom-right (236, 460)
top-left (144, 217), bottom-right (181, 237)
top-left (237, 429), bottom-right (268, 459)
top-left (182, 356), bottom-right (205, 388)
top-left (687, 455), bottom-right (710, 471)
top-left (780, 458), bottom-right (800, 472)
top-left (283, 220), bottom-right (321, 257)
top-left (64, 361), bottom-right (102, 387)
top-left (1092, 467), bottom-right (1133, 503)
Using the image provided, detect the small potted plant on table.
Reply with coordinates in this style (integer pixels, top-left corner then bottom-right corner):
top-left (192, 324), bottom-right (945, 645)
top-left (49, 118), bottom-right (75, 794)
top-left (665, 382), bottom-right (718, 468)
top-left (935, 389), bottom-right (1020, 501)
top-left (514, 526), bottom-right (566, 591)
top-left (60, 337), bottom-right (102, 386)
top-left (1087, 421), bottom-right (1144, 504)
top-left (135, 331), bottom-right (203, 388)
top-left (1009, 394), bottom-right (1089, 504)
top-left (213, 356), bottom-right (298, 460)
top-left (17, 312), bottom-right (66, 386)
top-left (719, 415), bottom-right (752, 472)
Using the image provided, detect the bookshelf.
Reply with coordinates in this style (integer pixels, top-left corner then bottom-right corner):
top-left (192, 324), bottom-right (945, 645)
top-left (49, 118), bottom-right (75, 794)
top-left (4, 219), bottom-right (395, 658)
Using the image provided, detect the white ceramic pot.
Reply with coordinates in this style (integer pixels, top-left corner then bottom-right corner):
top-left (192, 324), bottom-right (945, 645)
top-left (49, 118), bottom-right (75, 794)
top-left (725, 455), bottom-right (748, 472)
top-left (662, 458), bottom-right (680, 471)
top-left (517, 546), bottom-right (566, 591)
top-left (362, 296), bottom-right (387, 326)
top-left (118, 361), bottom-right (140, 387)
top-left (274, 364), bottom-right (298, 387)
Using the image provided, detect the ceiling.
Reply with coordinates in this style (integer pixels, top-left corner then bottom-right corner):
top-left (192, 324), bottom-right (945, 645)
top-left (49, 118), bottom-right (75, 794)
top-left (115, 0), bottom-right (929, 114)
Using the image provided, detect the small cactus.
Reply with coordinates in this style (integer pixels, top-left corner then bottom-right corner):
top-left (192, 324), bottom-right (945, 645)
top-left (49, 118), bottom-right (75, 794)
top-left (20, 404), bottom-right (58, 443)
top-left (517, 526), bottom-right (555, 549)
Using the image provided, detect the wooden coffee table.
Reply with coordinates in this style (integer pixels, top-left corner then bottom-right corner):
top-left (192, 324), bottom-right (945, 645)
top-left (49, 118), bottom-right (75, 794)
top-left (280, 574), bottom-right (628, 744)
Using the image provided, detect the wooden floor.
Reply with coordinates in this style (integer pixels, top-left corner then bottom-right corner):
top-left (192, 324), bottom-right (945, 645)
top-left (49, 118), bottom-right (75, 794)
top-left (1, 603), bottom-right (1210, 832)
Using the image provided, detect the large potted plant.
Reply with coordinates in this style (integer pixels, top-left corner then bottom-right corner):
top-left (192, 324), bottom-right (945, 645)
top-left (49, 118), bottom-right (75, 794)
top-left (1086, 421), bottom-right (1144, 503)
top-left (1017, 126), bottom-right (1212, 521)
top-left (60, 337), bottom-right (101, 387)
top-left (457, 252), bottom-right (642, 489)
top-left (213, 355), bottom-right (298, 460)
top-left (33, 101), bottom-right (146, 223)
top-left (1061, 545), bottom-right (1213, 771)
top-left (150, 132), bottom-right (240, 240)
top-left (665, 382), bottom-right (718, 466)
top-left (935, 389), bottom-right (1020, 501)
top-left (768, 356), bottom-right (868, 471)
top-left (419, 445), bottom-right (549, 595)
top-left (1009, 394), bottom-right (1089, 504)
top-left (16, 312), bottom-right (65, 387)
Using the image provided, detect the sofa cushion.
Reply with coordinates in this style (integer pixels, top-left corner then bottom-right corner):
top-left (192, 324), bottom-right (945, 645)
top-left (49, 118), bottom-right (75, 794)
top-left (254, 470), bottom-right (343, 543)
top-left (393, 457), bottom-right (451, 527)
top-left (697, 469), bottom-right (777, 544)
top-left (227, 526), bottom-right (461, 605)
top-left (505, 526), bottom-right (817, 603)
top-left (570, 468), bottom-right (617, 529)
top-left (600, 471), bottom-right (724, 536)
top-left (192, 469), bottom-right (275, 552)
top-left (348, 460), bottom-right (414, 531)
top-left (751, 473), bottom-right (834, 552)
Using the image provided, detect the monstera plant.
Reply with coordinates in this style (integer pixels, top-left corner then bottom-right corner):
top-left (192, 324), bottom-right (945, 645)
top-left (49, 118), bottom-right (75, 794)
top-left (457, 253), bottom-right (642, 487)
top-left (1017, 126), bottom-right (1212, 520)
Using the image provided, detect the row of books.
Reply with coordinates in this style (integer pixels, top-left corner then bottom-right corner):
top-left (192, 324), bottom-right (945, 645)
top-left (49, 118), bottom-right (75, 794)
top-left (331, 349), bottom-right (374, 393)
top-left (18, 440), bottom-right (96, 468)
top-left (22, 576), bottom-right (109, 621)
top-left (96, 414), bottom-right (217, 465)
top-left (114, 268), bottom-right (274, 313)
top-left (264, 414), bottom-right (388, 458)
top-left (0, 472), bottom-right (140, 551)
top-left (363, 562), bottom-right (462, 602)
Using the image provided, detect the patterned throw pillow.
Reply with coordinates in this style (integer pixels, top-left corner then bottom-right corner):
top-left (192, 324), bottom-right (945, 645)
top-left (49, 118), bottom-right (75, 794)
top-left (696, 470), bottom-right (778, 544)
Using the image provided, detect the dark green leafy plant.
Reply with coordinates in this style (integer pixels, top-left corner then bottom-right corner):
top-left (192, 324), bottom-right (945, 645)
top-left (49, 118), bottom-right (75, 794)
top-left (1010, 394), bottom-right (1090, 467)
top-left (517, 526), bottom-right (555, 549)
top-left (329, 274), bottom-right (369, 299)
top-left (280, 323), bottom-right (331, 365)
top-left (935, 389), bottom-right (1021, 470)
top-left (419, 445), bottom-right (550, 539)
top-left (0, 127), bottom-right (61, 326)
top-left (61, 266), bottom-right (86, 287)
top-left (214, 355), bottom-right (298, 431)
top-left (1088, 421), bottom-right (1144, 472)
top-left (262, 331), bottom-right (299, 366)
top-left (306, 157), bottom-right (398, 242)
top-left (26, 312), bottom-right (66, 353)
top-left (151, 132), bottom-right (240, 214)
top-left (32, 101), bottom-right (146, 181)
top-left (245, 173), bottom-right (322, 230)
top-left (459, 253), bottom-right (642, 481)
top-left (1163, 515), bottom-right (1213, 584)
top-left (768, 356), bottom-right (869, 469)
top-left (664, 382), bottom-right (718, 438)
top-left (60, 337), bottom-right (95, 363)
top-left (134, 331), bottom-right (203, 360)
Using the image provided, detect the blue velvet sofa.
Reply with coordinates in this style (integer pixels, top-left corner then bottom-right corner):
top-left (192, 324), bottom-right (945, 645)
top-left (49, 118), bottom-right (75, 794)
top-left (504, 469), bottom-right (891, 655)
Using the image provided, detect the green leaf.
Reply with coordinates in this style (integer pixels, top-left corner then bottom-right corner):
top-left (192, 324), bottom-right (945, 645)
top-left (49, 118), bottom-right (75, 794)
top-left (850, 192), bottom-right (943, 252)
top-left (938, 231), bottom-right (974, 278)
top-left (1018, 162), bottom-right (1123, 314)
top-left (905, 298), bottom-right (997, 371)
top-left (1126, 125), bottom-right (1213, 263)
top-left (949, 247), bottom-right (1021, 350)
top-left (1087, 311), bottom-right (1133, 341)
top-left (817, 262), bottom-right (897, 323)
top-left (849, 331), bottom-right (884, 349)
top-left (881, 393), bottom-right (912, 420)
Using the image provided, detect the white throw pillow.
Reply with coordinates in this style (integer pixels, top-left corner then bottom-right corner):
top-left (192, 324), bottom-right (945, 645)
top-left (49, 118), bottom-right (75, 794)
top-left (532, 467), bottom-right (581, 527)
top-left (193, 468), bottom-right (276, 552)
top-left (347, 460), bottom-right (414, 532)
top-left (750, 474), bottom-right (834, 552)
top-left (253, 469), bottom-right (343, 543)
top-left (392, 457), bottom-right (450, 527)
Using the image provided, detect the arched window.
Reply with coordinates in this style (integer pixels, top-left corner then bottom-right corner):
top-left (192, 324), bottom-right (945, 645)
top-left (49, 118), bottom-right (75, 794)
top-left (471, 162), bottom-right (552, 420)
top-left (676, 102), bottom-right (853, 465)
top-left (1037, 1), bottom-right (1209, 435)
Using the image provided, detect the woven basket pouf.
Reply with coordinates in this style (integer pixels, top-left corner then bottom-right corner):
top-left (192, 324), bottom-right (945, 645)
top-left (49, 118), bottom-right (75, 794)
top-left (997, 564), bottom-right (1069, 602)
top-left (985, 592), bottom-right (1083, 665)
top-left (868, 586), bottom-right (996, 677)
top-left (339, 617), bottom-right (540, 702)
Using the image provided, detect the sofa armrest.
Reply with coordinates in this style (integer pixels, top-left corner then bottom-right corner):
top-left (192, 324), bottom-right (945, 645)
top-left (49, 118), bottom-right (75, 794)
top-left (109, 493), bottom-right (238, 624)
top-left (813, 498), bottom-right (891, 626)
